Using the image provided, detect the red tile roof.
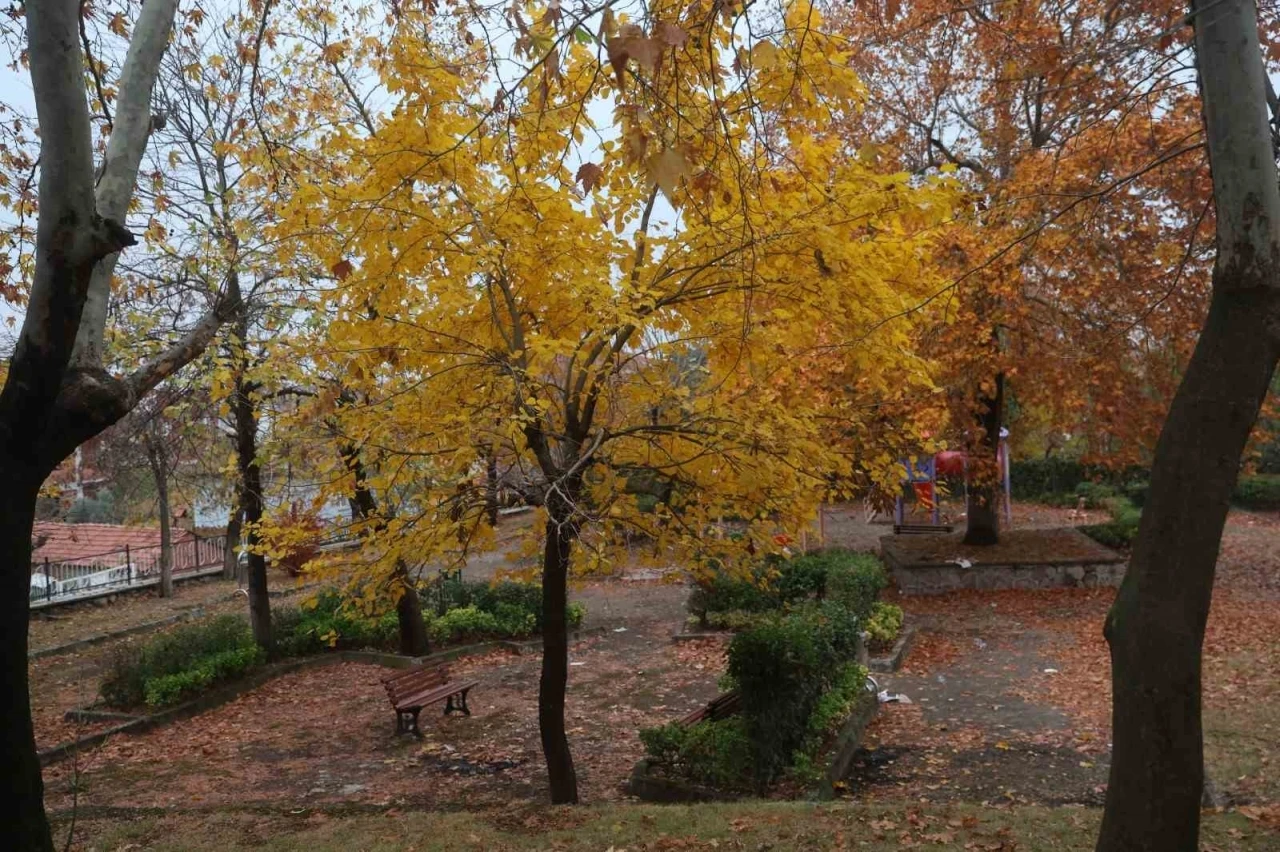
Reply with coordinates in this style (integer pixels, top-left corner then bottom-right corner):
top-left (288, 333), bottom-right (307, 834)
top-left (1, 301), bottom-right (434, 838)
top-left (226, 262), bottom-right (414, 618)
top-left (32, 522), bottom-right (195, 567)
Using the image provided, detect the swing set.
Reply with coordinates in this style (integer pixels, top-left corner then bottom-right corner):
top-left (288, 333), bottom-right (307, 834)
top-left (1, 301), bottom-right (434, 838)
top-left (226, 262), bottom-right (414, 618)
top-left (893, 429), bottom-right (1013, 535)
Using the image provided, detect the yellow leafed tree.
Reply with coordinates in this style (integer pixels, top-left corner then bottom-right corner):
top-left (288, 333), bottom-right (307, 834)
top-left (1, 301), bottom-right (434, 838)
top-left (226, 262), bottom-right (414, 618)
top-left (271, 0), bottom-right (956, 804)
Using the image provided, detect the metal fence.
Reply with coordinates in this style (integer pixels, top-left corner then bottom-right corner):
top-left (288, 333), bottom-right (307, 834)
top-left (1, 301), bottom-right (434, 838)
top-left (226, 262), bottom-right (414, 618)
top-left (30, 533), bottom-right (228, 608)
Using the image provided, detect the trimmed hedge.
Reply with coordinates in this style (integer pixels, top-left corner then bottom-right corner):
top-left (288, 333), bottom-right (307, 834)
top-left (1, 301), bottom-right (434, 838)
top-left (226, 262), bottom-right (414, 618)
top-left (638, 717), bottom-right (755, 790)
top-left (101, 615), bottom-right (259, 708)
top-left (274, 580), bottom-right (586, 655)
top-left (1233, 474), bottom-right (1280, 510)
top-left (864, 602), bottom-right (904, 648)
top-left (688, 550), bottom-right (887, 628)
top-left (726, 604), bottom-right (864, 786)
top-left (1013, 458), bottom-right (1280, 513)
top-left (143, 645), bottom-right (265, 707)
top-left (1080, 498), bottom-right (1143, 550)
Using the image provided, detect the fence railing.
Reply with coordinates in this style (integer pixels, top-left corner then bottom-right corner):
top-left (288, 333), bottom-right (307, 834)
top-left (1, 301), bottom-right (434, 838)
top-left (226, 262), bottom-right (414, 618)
top-left (30, 533), bottom-right (228, 607)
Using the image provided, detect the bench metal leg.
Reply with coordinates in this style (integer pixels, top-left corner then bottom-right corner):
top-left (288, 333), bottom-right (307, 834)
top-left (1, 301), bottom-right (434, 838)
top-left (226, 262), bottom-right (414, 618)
top-left (444, 689), bottom-right (472, 717)
top-left (397, 709), bottom-right (423, 738)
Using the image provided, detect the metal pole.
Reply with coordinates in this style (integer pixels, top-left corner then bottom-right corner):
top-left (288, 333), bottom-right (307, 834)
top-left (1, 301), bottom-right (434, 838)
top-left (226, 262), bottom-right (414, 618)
top-left (45, 557), bottom-right (51, 601)
top-left (125, 544), bottom-right (131, 585)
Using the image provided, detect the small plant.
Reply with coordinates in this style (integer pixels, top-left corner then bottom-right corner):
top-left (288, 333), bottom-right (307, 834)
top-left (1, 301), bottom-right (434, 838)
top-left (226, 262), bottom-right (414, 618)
top-left (427, 605), bottom-right (501, 644)
top-left (143, 645), bottom-right (265, 707)
top-left (639, 717), bottom-right (755, 790)
top-left (1081, 497), bottom-right (1142, 549)
top-left (864, 602), bottom-right (904, 650)
top-left (100, 615), bottom-right (257, 708)
top-left (823, 552), bottom-right (888, 622)
top-left (790, 662), bottom-right (870, 786)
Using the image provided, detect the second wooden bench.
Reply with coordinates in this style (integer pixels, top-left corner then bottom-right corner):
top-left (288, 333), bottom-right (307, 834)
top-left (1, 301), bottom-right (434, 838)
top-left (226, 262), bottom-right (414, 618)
top-left (383, 662), bottom-right (479, 738)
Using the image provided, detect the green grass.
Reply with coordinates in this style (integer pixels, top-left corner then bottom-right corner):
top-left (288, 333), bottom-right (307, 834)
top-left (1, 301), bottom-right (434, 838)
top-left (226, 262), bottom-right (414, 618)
top-left (62, 801), bottom-right (1276, 851)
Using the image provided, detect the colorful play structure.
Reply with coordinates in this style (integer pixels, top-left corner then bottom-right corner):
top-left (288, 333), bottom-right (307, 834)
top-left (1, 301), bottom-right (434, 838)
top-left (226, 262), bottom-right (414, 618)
top-left (895, 428), bottom-right (1012, 530)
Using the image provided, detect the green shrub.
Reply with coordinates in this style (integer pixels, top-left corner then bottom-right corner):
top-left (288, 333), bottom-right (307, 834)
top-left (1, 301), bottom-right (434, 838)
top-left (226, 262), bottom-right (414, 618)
top-left (101, 615), bottom-right (256, 708)
top-left (688, 549), bottom-right (887, 626)
top-left (791, 662), bottom-right (869, 785)
top-left (566, 601), bottom-right (587, 629)
top-left (639, 717), bottom-right (755, 790)
top-left (427, 605), bottom-right (501, 644)
top-left (686, 569), bottom-right (780, 625)
top-left (1233, 474), bottom-right (1280, 510)
top-left (1081, 498), bottom-right (1142, 549)
top-left (143, 645), bottom-right (265, 707)
top-left (727, 610), bottom-right (852, 785)
top-left (1009, 459), bottom-right (1147, 501)
top-left (773, 552), bottom-right (829, 602)
top-left (823, 552), bottom-right (887, 621)
top-left (704, 609), bottom-right (768, 632)
top-left (1074, 481), bottom-right (1118, 508)
top-left (865, 601), bottom-right (904, 648)
top-left (276, 591), bottom-right (401, 652)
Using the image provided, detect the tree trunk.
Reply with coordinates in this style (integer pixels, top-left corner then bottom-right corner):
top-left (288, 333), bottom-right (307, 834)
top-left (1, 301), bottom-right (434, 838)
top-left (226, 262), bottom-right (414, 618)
top-left (147, 436), bottom-right (174, 598)
top-left (340, 442), bottom-right (429, 656)
top-left (0, 473), bottom-right (55, 851)
top-left (233, 371), bottom-right (272, 652)
top-left (394, 562), bottom-right (429, 657)
top-left (539, 512), bottom-right (579, 804)
top-left (485, 447), bottom-right (500, 527)
top-left (223, 504), bottom-right (242, 581)
top-left (964, 371), bottom-right (1004, 545)
top-left (1096, 2), bottom-right (1280, 850)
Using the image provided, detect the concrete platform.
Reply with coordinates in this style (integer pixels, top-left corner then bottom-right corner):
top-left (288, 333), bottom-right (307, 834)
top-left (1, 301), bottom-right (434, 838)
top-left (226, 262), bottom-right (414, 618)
top-left (880, 527), bottom-right (1126, 595)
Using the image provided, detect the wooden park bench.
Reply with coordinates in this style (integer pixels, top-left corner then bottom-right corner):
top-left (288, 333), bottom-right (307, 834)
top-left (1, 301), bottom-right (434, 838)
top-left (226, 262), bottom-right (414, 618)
top-left (382, 662), bottom-right (479, 738)
top-left (893, 523), bottom-right (954, 535)
top-left (676, 690), bottom-right (741, 726)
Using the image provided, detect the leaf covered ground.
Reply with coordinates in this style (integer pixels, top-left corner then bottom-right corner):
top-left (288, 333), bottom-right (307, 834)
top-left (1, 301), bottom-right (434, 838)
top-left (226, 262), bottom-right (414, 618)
top-left (30, 502), bottom-right (1280, 848)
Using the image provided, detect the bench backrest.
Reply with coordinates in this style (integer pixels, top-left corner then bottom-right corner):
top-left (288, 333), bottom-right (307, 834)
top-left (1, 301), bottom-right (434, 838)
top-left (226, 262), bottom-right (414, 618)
top-left (384, 663), bottom-right (450, 703)
top-left (705, 690), bottom-right (741, 722)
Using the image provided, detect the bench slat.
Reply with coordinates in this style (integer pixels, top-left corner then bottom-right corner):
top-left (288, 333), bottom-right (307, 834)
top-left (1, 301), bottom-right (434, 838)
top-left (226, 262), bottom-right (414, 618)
top-left (392, 679), bottom-right (480, 711)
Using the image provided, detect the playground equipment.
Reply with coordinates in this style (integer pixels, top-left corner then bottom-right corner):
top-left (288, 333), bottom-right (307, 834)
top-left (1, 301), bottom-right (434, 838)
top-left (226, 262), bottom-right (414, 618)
top-left (894, 428), bottom-right (1012, 532)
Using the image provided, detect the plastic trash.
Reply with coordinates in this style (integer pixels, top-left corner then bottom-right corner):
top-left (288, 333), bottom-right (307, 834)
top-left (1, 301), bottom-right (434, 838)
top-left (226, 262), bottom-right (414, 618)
top-left (877, 690), bottom-right (913, 705)
top-left (974, 638), bottom-right (987, 650)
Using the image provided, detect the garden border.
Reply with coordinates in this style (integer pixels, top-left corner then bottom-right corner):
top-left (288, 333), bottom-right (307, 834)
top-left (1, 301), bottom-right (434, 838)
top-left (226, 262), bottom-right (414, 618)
top-left (43, 627), bottom-right (607, 767)
top-left (867, 624), bottom-right (916, 674)
top-left (817, 689), bottom-right (880, 799)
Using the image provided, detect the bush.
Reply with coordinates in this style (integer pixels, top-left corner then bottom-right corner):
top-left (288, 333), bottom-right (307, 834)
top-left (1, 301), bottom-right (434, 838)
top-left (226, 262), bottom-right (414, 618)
top-left (427, 605), bottom-right (501, 644)
top-left (688, 550), bottom-right (888, 627)
top-left (1233, 474), bottom-right (1280, 510)
top-left (823, 552), bottom-right (887, 622)
top-left (704, 609), bottom-right (768, 632)
top-left (276, 591), bottom-right (401, 652)
top-left (686, 569), bottom-right (780, 625)
top-left (639, 717), bottom-right (755, 790)
top-left (727, 609), bottom-right (855, 785)
top-left (143, 645), bottom-right (265, 707)
top-left (865, 602), bottom-right (904, 648)
top-left (791, 662), bottom-right (869, 785)
top-left (1009, 459), bottom-right (1147, 501)
top-left (566, 601), bottom-right (587, 629)
top-left (101, 615), bottom-right (256, 708)
top-left (1081, 498), bottom-right (1142, 549)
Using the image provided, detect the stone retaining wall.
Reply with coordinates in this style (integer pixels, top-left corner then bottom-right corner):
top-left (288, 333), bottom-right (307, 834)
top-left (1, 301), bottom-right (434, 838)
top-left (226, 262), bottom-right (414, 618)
top-left (885, 558), bottom-right (1126, 595)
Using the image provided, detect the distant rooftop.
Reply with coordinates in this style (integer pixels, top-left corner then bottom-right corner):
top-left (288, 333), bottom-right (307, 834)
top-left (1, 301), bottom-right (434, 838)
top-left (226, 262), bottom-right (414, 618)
top-left (32, 522), bottom-right (194, 567)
